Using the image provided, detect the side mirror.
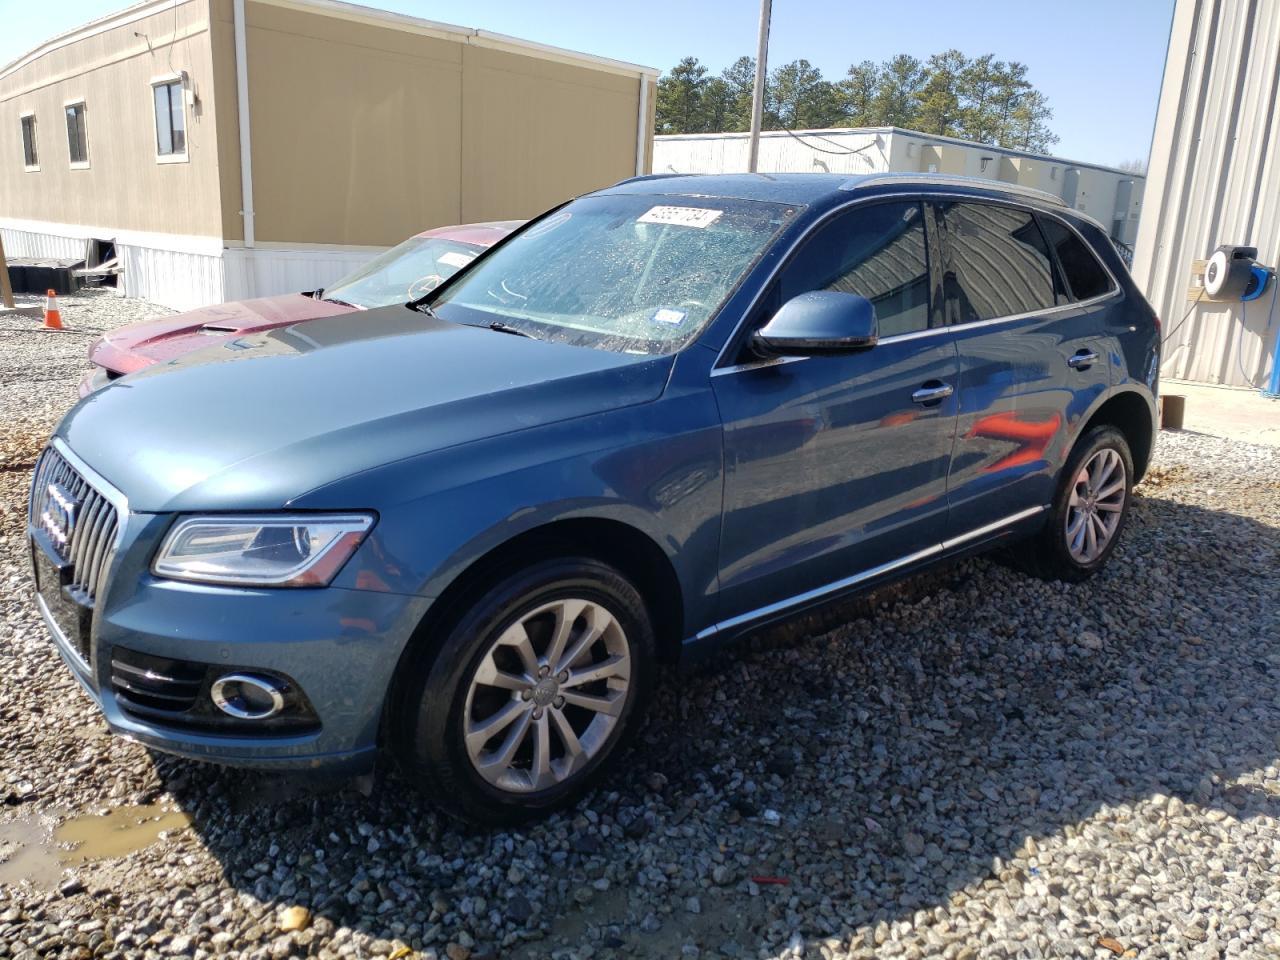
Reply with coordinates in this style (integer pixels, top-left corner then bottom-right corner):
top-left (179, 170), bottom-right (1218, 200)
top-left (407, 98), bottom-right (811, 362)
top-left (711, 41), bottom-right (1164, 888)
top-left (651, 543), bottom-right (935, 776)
top-left (752, 291), bottom-right (878, 357)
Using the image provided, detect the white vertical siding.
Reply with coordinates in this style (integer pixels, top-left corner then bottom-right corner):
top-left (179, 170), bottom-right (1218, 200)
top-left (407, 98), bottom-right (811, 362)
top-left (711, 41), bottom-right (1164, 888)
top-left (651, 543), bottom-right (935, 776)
top-left (0, 226), bottom-right (87, 261)
top-left (1132, 0), bottom-right (1280, 387)
top-left (222, 247), bottom-right (383, 302)
top-left (118, 245), bottom-right (227, 312)
top-left (2, 220), bottom-right (385, 311)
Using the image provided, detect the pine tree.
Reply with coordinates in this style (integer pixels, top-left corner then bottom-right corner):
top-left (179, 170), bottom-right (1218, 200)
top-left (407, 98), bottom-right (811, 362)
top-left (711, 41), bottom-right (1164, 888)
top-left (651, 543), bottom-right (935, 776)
top-left (655, 57), bottom-right (709, 134)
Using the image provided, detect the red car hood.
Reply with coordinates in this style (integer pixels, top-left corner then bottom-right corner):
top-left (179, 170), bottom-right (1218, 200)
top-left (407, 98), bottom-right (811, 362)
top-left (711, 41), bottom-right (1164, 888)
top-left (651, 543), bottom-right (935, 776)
top-left (89, 294), bottom-right (355, 375)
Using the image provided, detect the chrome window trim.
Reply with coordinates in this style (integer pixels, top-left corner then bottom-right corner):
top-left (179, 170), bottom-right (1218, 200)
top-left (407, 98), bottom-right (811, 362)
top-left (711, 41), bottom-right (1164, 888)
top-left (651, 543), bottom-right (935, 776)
top-left (710, 190), bottom-right (1121, 378)
top-left (695, 504), bottom-right (1046, 640)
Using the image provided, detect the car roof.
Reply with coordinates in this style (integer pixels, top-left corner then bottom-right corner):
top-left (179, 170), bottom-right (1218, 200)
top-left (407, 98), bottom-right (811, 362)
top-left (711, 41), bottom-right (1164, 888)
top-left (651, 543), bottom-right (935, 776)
top-left (600, 171), bottom-right (1074, 217)
top-left (602, 173), bottom-right (856, 205)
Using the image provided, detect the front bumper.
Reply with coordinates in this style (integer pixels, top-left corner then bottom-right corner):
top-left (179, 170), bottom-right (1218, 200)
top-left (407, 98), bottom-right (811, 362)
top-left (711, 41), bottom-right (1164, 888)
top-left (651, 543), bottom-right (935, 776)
top-left (28, 442), bottom-right (431, 773)
top-left (34, 562), bottom-right (427, 772)
top-left (35, 587), bottom-right (382, 774)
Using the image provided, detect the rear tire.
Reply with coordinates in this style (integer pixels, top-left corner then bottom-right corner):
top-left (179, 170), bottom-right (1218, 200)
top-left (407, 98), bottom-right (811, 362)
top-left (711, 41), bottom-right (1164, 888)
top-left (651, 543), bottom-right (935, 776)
top-left (1013, 425), bottom-right (1134, 582)
top-left (395, 557), bottom-right (654, 825)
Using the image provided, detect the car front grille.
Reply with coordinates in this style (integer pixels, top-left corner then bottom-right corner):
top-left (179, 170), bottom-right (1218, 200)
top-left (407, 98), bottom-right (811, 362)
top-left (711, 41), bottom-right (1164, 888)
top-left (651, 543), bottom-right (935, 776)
top-left (30, 446), bottom-right (120, 605)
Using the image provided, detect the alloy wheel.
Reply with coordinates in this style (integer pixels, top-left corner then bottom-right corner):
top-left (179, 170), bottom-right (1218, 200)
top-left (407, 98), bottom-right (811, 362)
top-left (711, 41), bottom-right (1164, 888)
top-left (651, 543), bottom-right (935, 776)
top-left (1064, 447), bottom-right (1127, 564)
top-left (462, 598), bottom-right (631, 793)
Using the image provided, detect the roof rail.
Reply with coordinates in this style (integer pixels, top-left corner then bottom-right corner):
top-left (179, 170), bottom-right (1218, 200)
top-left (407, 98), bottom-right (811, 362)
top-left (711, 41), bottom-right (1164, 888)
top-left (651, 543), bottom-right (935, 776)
top-left (613, 172), bottom-right (691, 186)
top-left (842, 173), bottom-right (1069, 208)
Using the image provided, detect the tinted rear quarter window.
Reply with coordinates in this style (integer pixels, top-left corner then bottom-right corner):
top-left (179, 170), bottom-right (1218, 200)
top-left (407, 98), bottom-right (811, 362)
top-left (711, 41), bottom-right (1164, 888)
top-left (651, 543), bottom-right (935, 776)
top-left (939, 202), bottom-right (1056, 324)
top-left (1039, 217), bottom-right (1115, 301)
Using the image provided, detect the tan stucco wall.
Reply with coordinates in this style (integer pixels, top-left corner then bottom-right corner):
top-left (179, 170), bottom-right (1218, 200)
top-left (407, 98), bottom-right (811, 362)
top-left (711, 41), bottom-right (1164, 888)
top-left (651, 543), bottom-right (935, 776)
top-left (235, 1), bottom-right (649, 245)
top-left (0, 0), bottom-right (225, 239)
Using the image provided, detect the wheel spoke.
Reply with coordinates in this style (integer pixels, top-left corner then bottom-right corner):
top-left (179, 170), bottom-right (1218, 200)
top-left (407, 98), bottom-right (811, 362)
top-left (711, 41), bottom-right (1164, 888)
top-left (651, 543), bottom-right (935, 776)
top-left (1084, 513), bottom-right (1097, 557)
top-left (474, 704), bottom-right (532, 769)
top-left (496, 621), bottom-right (541, 679)
top-left (1096, 478), bottom-right (1125, 501)
top-left (560, 688), bottom-right (625, 717)
top-left (551, 708), bottom-right (585, 772)
top-left (1066, 512), bottom-right (1086, 539)
top-left (544, 599), bottom-right (588, 672)
top-left (563, 654), bottom-right (629, 688)
top-left (530, 712), bottom-right (554, 789)
top-left (1092, 513), bottom-right (1110, 546)
top-left (465, 699), bottom-right (526, 752)
top-left (473, 657), bottom-right (531, 692)
top-left (1068, 513), bottom-right (1087, 552)
top-left (1095, 450), bottom-right (1118, 490)
top-left (1096, 498), bottom-right (1123, 513)
top-left (555, 604), bottom-right (612, 673)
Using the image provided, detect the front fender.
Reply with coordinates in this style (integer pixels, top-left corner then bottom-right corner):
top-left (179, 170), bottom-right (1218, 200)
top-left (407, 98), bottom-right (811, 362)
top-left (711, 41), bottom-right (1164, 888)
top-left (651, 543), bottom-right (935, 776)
top-left (294, 387), bottom-right (725, 638)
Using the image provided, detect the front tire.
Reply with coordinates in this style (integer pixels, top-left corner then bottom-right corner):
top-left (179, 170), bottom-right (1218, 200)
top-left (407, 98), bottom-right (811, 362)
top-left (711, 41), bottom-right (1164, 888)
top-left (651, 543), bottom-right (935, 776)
top-left (1015, 425), bottom-right (1134, 582)
top-left (396, 557), bottom-right (654, 824)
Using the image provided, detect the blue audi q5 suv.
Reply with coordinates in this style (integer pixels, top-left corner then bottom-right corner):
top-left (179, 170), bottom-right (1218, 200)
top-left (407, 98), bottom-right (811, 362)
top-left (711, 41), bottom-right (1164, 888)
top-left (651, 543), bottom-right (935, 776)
top-left (29, 173), bottom-right (1159, 822)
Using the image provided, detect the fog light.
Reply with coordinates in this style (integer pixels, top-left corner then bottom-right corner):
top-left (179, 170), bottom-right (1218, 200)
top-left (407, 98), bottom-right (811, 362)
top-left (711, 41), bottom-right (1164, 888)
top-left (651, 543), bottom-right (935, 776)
top-left (210, 673), bottom-right (286, 720)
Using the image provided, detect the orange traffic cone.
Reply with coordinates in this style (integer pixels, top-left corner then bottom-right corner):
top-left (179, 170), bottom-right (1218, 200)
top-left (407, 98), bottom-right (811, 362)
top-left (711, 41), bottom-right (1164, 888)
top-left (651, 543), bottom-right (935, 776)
top-left (43, 289), bottom-right (63, 330)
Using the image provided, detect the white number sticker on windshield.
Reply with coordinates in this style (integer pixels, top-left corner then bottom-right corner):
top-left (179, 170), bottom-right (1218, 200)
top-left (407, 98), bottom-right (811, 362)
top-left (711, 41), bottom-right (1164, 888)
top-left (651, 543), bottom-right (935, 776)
top-left (637, 206), bottom-right (724, 229)
top-left (438, 251), bottom-right (476, 269)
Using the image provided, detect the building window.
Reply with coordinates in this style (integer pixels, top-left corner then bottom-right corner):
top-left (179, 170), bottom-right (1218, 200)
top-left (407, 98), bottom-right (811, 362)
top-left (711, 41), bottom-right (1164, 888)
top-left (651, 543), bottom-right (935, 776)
top-left (20, 113), bottom-right (38, 170)
top-left (152, 79), bottom-right (187, 160)
top-left (65, 102), bottom-right (88, 167)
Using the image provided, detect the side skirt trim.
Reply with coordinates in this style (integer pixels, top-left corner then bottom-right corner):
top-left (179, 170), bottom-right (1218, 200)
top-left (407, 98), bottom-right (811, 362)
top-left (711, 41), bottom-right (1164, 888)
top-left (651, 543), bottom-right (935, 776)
top-left (694, 504), bottom-right (1048, 642)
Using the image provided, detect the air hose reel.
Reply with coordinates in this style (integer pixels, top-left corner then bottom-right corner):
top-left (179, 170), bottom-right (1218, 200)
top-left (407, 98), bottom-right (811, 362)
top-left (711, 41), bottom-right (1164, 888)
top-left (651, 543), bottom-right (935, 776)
top-left (1203, 244), bottom-right (1272, 301)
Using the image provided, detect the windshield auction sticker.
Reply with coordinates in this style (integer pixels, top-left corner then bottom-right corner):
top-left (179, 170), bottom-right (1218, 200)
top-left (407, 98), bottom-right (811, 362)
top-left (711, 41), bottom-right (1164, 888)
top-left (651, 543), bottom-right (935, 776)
top-left (638, 206), bottom-right (724, 229)
top-left (438, 251), bottom-right (476, 269)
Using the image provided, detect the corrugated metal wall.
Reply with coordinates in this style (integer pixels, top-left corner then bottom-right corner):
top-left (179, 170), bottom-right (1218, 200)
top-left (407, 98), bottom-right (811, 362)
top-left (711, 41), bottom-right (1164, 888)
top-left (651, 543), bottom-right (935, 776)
top-left (1132, 0), bottom-right (1280, 387)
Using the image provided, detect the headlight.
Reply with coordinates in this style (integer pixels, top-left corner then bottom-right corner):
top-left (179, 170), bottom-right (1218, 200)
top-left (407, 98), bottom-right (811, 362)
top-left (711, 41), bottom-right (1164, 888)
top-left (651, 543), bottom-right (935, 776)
top-left (152, 514), bottom-right (374, 587)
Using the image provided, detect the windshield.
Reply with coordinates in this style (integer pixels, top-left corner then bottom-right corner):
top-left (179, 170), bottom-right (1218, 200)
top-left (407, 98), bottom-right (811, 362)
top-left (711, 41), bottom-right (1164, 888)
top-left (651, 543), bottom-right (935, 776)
top-left (323, 236), bottom-right (485, 309)
top-left (431, 194), bottom-right (797, 354)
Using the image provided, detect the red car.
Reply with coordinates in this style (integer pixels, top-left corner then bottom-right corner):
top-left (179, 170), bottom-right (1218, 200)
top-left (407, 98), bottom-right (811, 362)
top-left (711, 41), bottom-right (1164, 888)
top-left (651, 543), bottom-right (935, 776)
top-left (80, 221), bottom-right (519, 396)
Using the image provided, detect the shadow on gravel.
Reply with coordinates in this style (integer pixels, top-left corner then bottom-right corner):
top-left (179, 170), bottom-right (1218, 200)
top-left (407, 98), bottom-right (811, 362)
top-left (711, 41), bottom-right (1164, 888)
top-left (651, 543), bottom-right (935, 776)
top-left (153, 488), bottom-right (1280, 958)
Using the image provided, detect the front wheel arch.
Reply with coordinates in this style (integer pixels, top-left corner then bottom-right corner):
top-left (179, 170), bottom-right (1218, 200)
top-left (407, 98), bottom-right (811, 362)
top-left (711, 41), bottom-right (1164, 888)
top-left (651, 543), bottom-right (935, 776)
top-left (380, 517), bottom-right (684, 748)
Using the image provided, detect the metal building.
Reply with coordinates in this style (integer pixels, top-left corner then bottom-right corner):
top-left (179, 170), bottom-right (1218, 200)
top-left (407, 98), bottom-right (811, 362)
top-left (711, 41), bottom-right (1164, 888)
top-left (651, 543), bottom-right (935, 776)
top-left (654, 127), bottom-right (1146, 245)
top-left (1131, 0), bottom-right (1280, 388)
top-left (0, 0), bottom-right (657, 309)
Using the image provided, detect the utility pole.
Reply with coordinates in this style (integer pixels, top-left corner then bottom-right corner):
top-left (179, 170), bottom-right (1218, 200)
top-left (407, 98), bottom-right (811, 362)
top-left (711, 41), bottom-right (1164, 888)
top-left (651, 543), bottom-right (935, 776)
top-left (746, 0), bottom-right (772, 173)
top-left (0, 232), bottom-right (13, 309)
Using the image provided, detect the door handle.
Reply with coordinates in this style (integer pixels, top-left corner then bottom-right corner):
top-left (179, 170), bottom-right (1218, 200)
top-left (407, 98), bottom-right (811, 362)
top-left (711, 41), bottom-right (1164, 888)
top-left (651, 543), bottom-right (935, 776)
top-left (911, 382), bottom-right (954, 405)
top-left (1067, 350), bottom-right (1099, 370)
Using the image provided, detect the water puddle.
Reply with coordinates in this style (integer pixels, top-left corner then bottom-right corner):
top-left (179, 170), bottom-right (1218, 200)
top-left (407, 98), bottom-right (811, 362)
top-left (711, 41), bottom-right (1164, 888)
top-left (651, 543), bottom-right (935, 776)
top-left (0, 804), bottom-right (191, 889)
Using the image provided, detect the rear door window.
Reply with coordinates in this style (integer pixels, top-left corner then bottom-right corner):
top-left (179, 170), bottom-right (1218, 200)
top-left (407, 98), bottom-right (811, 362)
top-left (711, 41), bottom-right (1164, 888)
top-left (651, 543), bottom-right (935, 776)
top-left (777, 200), bottom-right (932, 338)
top-left (1038, 217), bottom-right (1116, 301)
top-left (937, 202), bottom-right (1056, 324)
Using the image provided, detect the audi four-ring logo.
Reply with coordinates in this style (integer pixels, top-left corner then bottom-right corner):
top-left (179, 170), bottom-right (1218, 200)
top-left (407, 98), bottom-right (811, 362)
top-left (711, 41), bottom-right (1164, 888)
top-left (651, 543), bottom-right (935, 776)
top-left (40, 482), bottom-right (80, 549)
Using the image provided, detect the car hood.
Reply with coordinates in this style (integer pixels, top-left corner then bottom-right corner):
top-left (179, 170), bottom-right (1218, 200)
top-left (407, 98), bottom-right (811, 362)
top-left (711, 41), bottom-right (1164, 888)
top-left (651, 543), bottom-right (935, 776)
top-left (91, 294), bottom-right (356, 374)
top-left (59, 305), bottom-right (674, 512)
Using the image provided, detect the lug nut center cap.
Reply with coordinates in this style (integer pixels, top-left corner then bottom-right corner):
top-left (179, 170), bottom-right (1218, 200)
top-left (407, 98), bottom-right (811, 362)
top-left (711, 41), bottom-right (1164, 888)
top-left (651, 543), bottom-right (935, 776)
top-left (531, 678), bottom-right (559, 707)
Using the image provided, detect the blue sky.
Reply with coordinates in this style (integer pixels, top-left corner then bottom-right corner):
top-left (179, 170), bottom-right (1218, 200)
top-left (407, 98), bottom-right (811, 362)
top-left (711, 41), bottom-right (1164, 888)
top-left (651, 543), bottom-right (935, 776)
top-left (0, 0), bottom-right (1174, 166)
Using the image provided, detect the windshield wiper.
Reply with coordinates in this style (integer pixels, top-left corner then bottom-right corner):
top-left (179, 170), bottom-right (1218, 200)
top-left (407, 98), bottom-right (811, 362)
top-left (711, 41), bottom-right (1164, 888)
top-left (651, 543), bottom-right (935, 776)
top-left (321, 296), bottom-right (359, 308)
top-left (486, 321), bottom-right (536, 339)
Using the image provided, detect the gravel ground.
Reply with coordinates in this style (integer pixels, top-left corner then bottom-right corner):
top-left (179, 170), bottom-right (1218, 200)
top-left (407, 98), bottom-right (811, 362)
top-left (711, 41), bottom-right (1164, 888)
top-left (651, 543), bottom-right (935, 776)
top-left (2, 292), bottom-right (1280, 959)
